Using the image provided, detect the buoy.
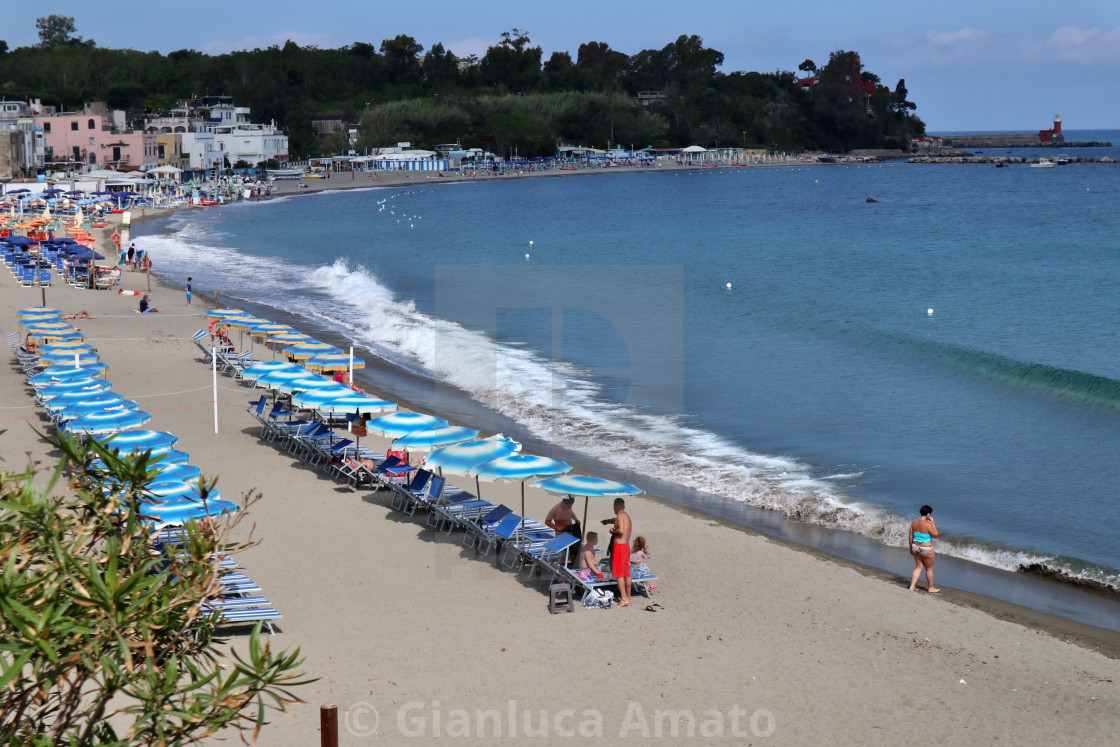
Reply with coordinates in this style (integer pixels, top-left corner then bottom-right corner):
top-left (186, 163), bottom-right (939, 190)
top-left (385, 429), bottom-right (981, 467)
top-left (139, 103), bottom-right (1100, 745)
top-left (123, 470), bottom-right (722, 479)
top-left (529, 240), bottom-right (534, 246)
top-left (726, 283), bottom-right (732, 290)
top-left (927, 308), bottom-right (934, 316)
top-left (815, 180), bottom-right (819, 184)
top-left (525, 253), bottom-right (530, 259)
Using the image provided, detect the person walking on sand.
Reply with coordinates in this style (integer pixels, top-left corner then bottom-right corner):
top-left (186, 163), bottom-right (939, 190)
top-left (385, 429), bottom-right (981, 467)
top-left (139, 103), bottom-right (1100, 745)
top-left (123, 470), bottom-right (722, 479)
top-left (601, 498), bottom-right (633, 607)
top-left (185, 277), bottom-right (192, 307)
top-left (909, 505), bottom-right (940, 593)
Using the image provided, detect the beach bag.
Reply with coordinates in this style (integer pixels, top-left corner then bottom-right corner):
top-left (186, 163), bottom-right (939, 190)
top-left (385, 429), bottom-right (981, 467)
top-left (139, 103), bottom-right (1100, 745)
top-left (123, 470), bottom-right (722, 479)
top-left (584, 588), bottom-right (612, 610)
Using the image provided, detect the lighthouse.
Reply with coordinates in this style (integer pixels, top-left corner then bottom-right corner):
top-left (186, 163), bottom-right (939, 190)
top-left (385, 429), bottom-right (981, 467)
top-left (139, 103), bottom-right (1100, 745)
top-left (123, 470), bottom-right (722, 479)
top-left (1052, 113), bottom-right (1062, 139)
top-left (1039, 114), bottom-right (1063, 144)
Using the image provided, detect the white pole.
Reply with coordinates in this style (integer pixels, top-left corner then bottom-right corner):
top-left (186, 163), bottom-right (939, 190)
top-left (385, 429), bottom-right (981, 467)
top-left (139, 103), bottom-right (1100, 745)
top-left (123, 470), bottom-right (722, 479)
top-left (212, 346), bottom-right (219, 434)
top-left (74, 352), bottom-right (80, 369)
top-left (348, 346), bottom-right (354, 387)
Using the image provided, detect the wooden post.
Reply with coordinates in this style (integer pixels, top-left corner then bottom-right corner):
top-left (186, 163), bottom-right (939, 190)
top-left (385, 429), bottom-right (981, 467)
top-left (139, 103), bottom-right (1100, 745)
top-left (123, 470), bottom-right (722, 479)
top-left (214, 289), bottom-right (219, 307)
top-left (321, 704), bottom-right (339, 747)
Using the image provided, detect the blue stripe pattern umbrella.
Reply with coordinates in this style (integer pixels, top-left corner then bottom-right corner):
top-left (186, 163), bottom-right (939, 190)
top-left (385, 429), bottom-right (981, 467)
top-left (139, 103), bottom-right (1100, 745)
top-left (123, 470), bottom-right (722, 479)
top-left (274, 376), bottom-right (337, 396)
top-left (290, 385), bottom-right (357, 409)
top-left (151, 463), bottom-right (201, 482)
top-left (96, 430), bottom-right (180, 453)
top-left (392, 425), bottom-right (479, 452)
top-left (54, 402), bottom-right (141, 425)
top-left (366, 412), bottom-right (449, 438)
top-left (241, 361), bottom-right (306, 383)
top-left (135, 499), bottom-right (239, 529)
top-left (18, 307), bottom-right (62, 317)
top-left (470, 453), bottom-right (572, 518)
top-left (62, 408), bottom-right (152, 434)
top-left (305, 353), bottom-right (365, 372)
top-left (30, 367), bottom-right (103, 386)
top-left (283, 343), bottom-right (343, 360)
top-left (145, 483), bottom-right (221, 502)
top-left (37, 379), bottom-right (111, 399)
top-left (27, 330), bottom-right (86, 343)
top-left (424, 436), bottom-right (522, 476)
top-left (204, 308), bottom-right (246, 318)
top-left (255, 369), bottom-right (318, 391)
top-left (45, 392), bottom-right (133, 412)
top-left (39, 343), bottom-right (97, 357)
top-left (315, 394), bottom-right (398, 415)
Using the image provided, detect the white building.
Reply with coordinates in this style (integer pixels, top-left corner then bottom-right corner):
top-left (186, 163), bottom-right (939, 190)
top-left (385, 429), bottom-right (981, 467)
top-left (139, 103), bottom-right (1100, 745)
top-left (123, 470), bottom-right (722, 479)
top-left (145, 98), bottom-right (289, 168)
top-left (179, 131), bottom-right (223, 172)
top-left (0, 100), bottom-right (46, 177)
top-left (213, 122), bottom-right (289, 167)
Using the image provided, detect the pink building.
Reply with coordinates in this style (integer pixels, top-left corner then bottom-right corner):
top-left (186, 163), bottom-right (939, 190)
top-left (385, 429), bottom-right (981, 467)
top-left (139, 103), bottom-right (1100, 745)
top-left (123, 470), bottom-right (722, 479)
top-left (36, 103), bottom-right (157, 171)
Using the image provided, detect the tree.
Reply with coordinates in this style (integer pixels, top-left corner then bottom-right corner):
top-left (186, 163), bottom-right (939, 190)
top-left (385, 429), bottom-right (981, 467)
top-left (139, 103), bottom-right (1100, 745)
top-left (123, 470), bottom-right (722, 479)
top-left (422, 42), bottom-right (460, 88)
top-left (0, 433), bottom-right (313, 744)
top-left (35, 15), bottom-right (79, 48)
top-left (575, 41), bottom-right (628, 92)
top-left (798, 59), bottom-right (817, 77)
top-left (891, 78), bottom-right (916, 114)
top-left (380, 34), bottom-right (423, 86)
top-left (0, 41), bottom-right (8, 56)
top-left (479, 29), bottom-right (542, 92)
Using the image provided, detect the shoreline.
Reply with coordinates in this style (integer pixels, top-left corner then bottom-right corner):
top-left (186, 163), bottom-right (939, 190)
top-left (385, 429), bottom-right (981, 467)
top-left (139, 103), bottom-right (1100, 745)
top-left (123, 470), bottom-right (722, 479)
top-left (4, 230), bottom-right (1119, 743)
top-left (119, 174), bottom-right (1120, 638)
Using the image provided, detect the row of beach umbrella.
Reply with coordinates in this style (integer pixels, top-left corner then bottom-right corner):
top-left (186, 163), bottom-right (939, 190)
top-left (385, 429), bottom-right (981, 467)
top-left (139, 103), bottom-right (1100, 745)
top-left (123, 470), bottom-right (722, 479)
top-left (16, 306), bottom-right (238, 527)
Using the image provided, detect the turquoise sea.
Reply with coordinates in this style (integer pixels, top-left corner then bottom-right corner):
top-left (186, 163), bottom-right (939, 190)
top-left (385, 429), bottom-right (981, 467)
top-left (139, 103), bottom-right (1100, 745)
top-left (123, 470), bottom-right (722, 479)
top-left (137, 130), bottom-right (1120, 629)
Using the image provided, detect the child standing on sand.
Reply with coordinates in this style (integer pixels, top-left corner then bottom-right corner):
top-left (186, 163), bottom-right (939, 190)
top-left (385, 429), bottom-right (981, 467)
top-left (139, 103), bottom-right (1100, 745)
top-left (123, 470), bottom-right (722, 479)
top-left (186, 277), bottom-right (192, 306)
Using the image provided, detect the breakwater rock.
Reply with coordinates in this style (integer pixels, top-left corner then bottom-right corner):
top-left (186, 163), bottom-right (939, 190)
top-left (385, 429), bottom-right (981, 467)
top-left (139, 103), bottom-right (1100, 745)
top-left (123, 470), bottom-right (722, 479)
top-left (908, 155), bottom-right (1117, 165)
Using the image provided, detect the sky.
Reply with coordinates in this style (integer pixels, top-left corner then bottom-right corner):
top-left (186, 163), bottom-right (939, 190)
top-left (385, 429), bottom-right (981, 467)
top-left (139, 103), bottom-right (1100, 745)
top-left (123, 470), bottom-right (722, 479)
top-left (4, 0), bottom-right (1119, 131)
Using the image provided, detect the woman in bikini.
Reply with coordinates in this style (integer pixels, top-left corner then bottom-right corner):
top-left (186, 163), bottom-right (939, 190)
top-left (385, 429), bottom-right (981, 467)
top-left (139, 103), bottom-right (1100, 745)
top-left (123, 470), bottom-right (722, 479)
top-left (909, 505), bottom-right (940, 593)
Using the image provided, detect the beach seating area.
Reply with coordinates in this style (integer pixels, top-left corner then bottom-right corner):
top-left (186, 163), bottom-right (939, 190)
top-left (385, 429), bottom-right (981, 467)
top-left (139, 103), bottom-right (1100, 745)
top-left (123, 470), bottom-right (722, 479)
top-left (199, 307), bottom-right (661, 607)
top-left (9, 306), bottom-right (283, 634)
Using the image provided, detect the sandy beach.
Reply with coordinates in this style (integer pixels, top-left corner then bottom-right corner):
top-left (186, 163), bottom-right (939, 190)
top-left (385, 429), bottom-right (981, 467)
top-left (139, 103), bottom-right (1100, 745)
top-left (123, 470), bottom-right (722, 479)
top-left (3, 195), bottom-right (1118, 745)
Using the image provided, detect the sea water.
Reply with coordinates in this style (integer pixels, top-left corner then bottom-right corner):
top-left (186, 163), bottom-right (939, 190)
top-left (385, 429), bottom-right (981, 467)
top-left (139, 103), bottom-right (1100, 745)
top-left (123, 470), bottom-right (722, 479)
top-left (137, 132), bottom-right (1120, 619)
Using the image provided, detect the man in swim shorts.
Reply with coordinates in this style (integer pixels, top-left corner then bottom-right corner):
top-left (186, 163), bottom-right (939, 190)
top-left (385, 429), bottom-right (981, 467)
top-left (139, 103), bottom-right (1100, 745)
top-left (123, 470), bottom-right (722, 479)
top-left (545, 496), bottom-right (582, 564)
top-left (602, 498), bottom-right (633, 607)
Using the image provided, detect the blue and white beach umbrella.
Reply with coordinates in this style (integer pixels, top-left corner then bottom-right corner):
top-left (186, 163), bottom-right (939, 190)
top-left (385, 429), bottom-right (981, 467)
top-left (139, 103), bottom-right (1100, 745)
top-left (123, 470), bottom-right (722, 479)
top-left (39, 343), bottom-right (97, 357)
top-left (315, 393), bottom-right (398, 415)
top-left (37, 378), bottom-right (111, 399)
top-left (424, 436), bottom-right (522, 476)
top-left (273, 376), bottom-right (338, 396)
top-left (135, 498), bottom-right (239, 529)
top-left (533, 475), bottom-right (643, 537)
top-left (145, 482), bottom-right (220, 502)
top-left (62, 408), bottom-right (152, 435)
top-left (392, 425), bottom-right (479, 453)
top-left (46, 392), bottom-right (135, 414)
top-left (28, 361), bottom-right (107, 382)
top-left (17, 307), bottom-right (62, 318)
top-left (96, 430), bottom-right (180, 453)
top-left (470, 453), bottom-right (572, 517)
top-left (240, 361), bottom-right (304, 383)
top-left (37, 351), bottom-right (101, 367)
top-left (289, 385), bottom-right (356, 410)
top-left (282, 342), bottom-right (343, 360)
top-left (26, 329), bottom-right (86, 343)
top-left (366, 412), bottom-right (449, 438)
top-left (252, 367), bottom-right (313, 389)
top-left (150, 463), bottom-right (201, 483)
top-left (203, 308), bottom-right (246, 319)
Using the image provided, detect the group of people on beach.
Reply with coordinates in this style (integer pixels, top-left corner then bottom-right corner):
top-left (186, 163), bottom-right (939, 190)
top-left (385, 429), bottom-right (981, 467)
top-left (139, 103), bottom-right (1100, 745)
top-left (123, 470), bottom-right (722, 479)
top-left (545, 496), bottom-right (649, 608)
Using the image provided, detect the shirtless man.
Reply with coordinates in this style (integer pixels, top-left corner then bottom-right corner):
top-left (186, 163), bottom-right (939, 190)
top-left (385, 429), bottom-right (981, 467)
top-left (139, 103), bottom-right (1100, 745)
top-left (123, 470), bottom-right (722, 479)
top-left (545, 496), bottom-right (581, 563)
top-left (601, 498), bottom-right (633, 607)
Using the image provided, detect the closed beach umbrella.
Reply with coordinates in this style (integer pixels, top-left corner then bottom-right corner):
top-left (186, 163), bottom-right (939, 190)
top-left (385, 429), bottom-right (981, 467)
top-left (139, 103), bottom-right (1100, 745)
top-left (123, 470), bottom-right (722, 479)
top-left (533, 475), bottom-right (643, 545)
top-left (470, 454), bottom-right (572, 522)
top-left (392, 425), bottom-right (478, 452)
top-left (305, 353), bottom-right (366, 372)
top-left (315, 393), bottom-right (398, 415)
top-left (63, 408), bottom-right (152, 435)
top-left (367, 412), bottom-right (449, 438)
top-left (96, 430), bottom-right (179, 453)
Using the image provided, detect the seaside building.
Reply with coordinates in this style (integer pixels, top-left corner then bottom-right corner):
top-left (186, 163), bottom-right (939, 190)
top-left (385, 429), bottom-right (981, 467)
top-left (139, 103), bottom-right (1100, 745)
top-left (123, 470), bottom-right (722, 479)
top-left (1039, 114), bottom-right (1063, 144)
top-left (0, 100), bottom-right (46, 180)
top-left (144, 98), bottom-right (288, 172)
top-left (35, 102), bottom-right (157, 173)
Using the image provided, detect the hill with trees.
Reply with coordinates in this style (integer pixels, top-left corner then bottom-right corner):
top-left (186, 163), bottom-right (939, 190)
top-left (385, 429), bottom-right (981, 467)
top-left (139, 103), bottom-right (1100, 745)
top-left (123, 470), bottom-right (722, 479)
top-left (0, 18), bottom-right (925, 158)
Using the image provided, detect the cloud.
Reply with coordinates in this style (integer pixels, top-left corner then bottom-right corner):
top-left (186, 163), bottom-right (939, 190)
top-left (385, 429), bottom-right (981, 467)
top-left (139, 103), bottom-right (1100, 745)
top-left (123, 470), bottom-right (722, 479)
top-left (894, 25), bottom-right (1120, 67)
top-left (199, 31), bottom-right (342, 54)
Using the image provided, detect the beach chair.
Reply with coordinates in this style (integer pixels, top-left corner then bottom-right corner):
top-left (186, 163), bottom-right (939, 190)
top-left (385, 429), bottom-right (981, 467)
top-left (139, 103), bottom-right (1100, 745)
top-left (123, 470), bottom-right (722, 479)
top-left (520, 533), bottom-right (581, 582)
top-left (477, 514), bottom-right (523, 558)
top-left (461, 504), bottom-right (513, 550)
top-left (501, 521), bottom-right (557, 572)
top-left (192, 329), bottom-right (214, 364)
top-left (333, 456), bottom-right (378, 488)
top-left (204, 599), bottom-right (282, 634)
top-left (424, 491), bottom-right (478, 533)
top-left (390, 468), bottom-right (430, 511)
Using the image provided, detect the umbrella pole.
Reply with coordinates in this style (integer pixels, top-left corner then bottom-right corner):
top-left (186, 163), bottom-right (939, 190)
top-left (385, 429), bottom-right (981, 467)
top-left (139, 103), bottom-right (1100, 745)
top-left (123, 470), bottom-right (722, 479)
top-left (581, 497), bottom-right (589, 544)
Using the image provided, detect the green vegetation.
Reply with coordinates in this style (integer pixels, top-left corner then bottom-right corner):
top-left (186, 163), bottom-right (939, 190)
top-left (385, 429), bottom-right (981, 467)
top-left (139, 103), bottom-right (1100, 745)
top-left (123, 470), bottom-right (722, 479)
top-left (0, 19), bottom-right (925, 157)
top-left (0, 432), bottom-right (312, 744)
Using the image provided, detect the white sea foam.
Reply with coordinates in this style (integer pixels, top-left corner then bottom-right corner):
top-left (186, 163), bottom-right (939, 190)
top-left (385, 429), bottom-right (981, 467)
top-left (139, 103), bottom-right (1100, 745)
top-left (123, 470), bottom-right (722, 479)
top-left (141, 227), bottom-right (1120, 591)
